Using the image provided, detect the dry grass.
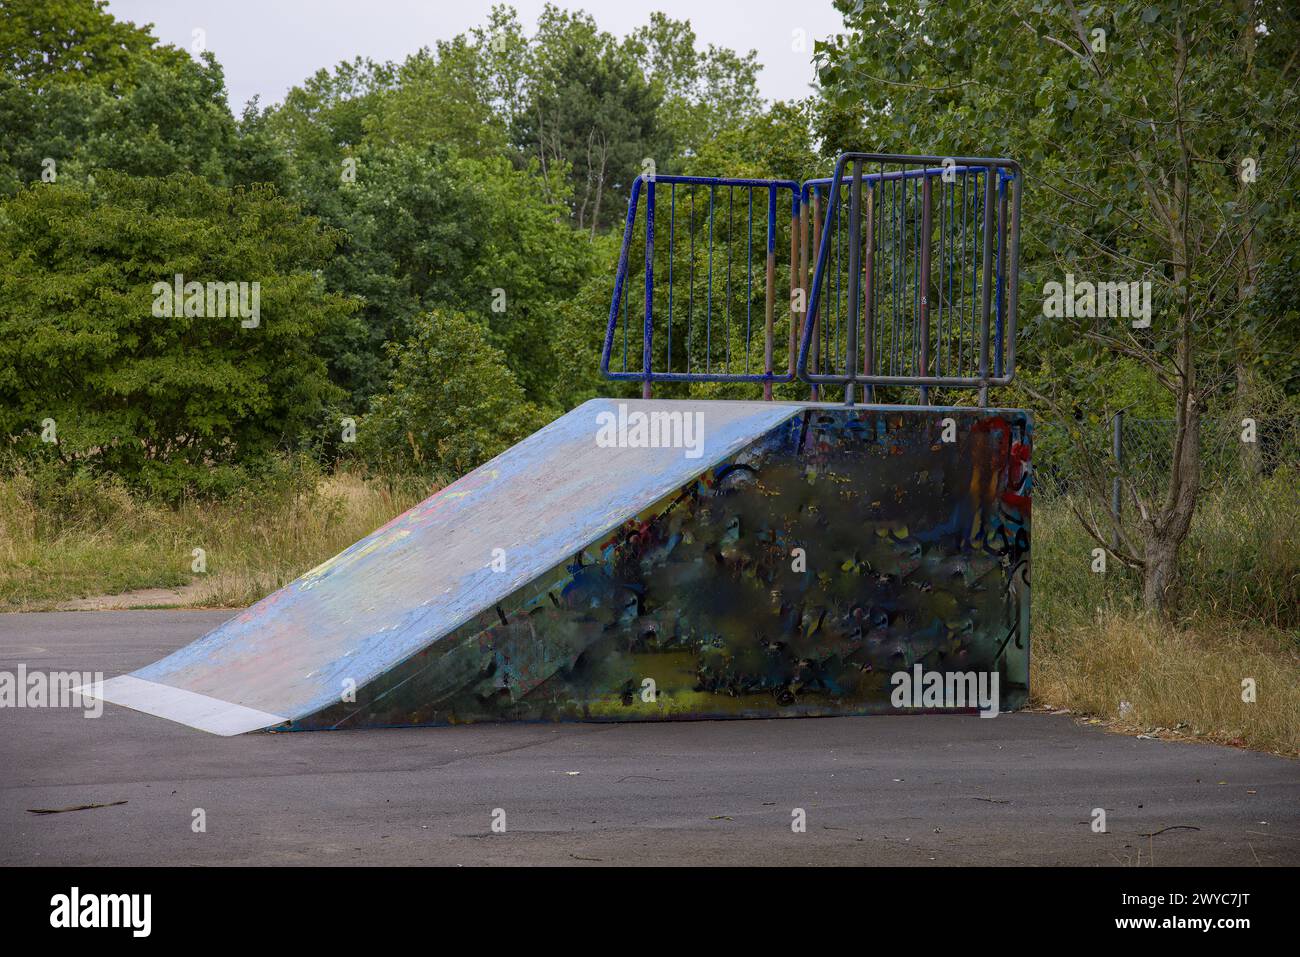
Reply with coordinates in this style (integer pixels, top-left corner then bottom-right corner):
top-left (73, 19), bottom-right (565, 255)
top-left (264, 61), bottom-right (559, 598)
top-left (1033, 609), bottom-right (1299, 756)
top-left (1029, 472), bottom-right (1300, 756)
top-left (0, 466), bottom-right (429, 610)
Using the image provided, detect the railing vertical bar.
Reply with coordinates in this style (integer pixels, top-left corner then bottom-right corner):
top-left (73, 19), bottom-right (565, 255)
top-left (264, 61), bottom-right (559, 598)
top-left (667, 182), bottom-right (674, 375)
top-left (764, 185), bottom-right (777, 400)
top-left (862, 179), bottom-right (876, 403)
top-left (995, 174), bottom-right (1008, 378)
top-left (1005, 171), bottom-right (1021, 381)
top-left (706, 185), bottom-right (714, 373)
top-left (939, 175), bottom-right (948, 377)
top-left (978, 168), bottom-right (994, 407)
top-left (835, 182), bottom-right (843, 375)
top-left (622, 249), bottom-right (630, 373)
top-left (914, 174), bottom-right (921, 381)
top-left (642, 176), bottom-right (655, 399)
top-left (919, 172), bottom-right (932, 405)
top-left (844, 160), bottom-right (862, 406)
top-left (967, 171), bottom-right (976, 379)
top-left (787, 192), bottom-right (799, 381)
top-left (809, 188), bottom-right (821, 400)
top-left (936, 174), bottom-right (944, 379)
top-left (746, 187), bottom-right (754, 375)
top-left (893, 174), bottom-right (901, 378)
top-left (725, 186), bottom-right (733, 373)
top-left (687, 186), bottom-right (695, 375)
top-left (955, 173), bottom-right (964, 377)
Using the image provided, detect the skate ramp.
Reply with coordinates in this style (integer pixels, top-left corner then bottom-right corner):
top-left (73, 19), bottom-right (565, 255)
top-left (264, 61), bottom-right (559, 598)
top-left (83, 399), bottom-right (803, 734)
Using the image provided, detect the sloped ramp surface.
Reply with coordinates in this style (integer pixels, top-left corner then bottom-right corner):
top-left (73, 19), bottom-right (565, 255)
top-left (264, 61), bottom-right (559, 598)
top-left (84, 399), bottom-right (802, 734)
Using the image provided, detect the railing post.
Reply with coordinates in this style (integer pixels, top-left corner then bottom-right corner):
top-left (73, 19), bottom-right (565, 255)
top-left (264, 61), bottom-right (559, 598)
top-left (764, 185), bottom-right (776, 400)
top-left (1003, 170), bottom-right (1021, 383)
top-left (809, 189), bottom-right (821, 401)
top-left (995, 174), bottom-right (1008, 379)
top-left (919, 173), bottom-right (932, 405)
top-left (643, 175), bottom-right (655, 400)
top-left (790, 192), bottom-right (800, 390)
top-left (789, 196), bottom-right (801, 387)
top-left (844, 160), bottom-right (863, 407)
top-left (978, 169), bottom-right (994, 407)
top-left (862, 181), bottom-right (875, 403)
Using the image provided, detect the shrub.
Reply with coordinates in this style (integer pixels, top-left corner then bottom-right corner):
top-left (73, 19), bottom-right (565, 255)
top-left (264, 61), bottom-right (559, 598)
top-left (358, 309), bottom-right (547, 479)
top-left (0, 172), bottom-right (355, 499)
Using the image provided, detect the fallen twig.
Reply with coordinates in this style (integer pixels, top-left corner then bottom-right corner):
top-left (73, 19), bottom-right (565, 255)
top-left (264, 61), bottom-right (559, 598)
top-left (1139, 825), bottom-right (1201, 837)
top-left (27, 800), bottom-right (127, 815)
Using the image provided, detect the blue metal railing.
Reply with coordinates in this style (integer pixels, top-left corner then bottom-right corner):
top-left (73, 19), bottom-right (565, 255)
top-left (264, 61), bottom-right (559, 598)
top-left (601, 174), bottom-right (801, 398)
top-left (602, 153), bottom-right (1021, 405)
top-left (798, 153), bottom-right (1021, 404)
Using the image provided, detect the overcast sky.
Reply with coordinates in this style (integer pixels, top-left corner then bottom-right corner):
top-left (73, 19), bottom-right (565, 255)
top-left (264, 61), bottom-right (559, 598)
top-left (103, 0), bottom-right (845, 112)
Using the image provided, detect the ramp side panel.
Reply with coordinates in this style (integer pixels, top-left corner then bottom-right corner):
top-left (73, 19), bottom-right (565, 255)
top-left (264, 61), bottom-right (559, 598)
top-left (129, 399), bottom-right (802, 726)
top-left (294, 406), bottom-right (1032, 729)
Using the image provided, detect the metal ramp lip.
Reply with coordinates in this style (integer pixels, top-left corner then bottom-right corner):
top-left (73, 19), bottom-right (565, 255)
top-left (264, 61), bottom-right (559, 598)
top-left (76, 675), bottom-right (286, 736)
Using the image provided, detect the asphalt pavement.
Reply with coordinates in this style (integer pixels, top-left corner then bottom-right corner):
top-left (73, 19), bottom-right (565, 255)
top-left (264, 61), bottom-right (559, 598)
top-left (1, 610), bottom-right (1295, 866)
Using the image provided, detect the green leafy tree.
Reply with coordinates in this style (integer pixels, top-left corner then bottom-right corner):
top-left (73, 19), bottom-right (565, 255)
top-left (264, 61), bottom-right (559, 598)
top-left (0, 173), bottom-right (354, 497)
top-left (0, 0), bottom-right (189, 94)
top-left (628, 12), bottom-right (765, 163)
top-left (363, 39), bottom-right (508, 160)
top-left (261, 56), bottom-right (394, 212)
top-left (70, 53), bottom-right (236, 182)
top-left (513, 5), bottom-right (662, 233)
top-left (312, 143), bottom-right (588, 405)
top-left (359, 310), bottom-right (544, 478)
top-left (816, 0), bottom-right (1299, 615)
top-left (0, 1), bottom-right (237, 194)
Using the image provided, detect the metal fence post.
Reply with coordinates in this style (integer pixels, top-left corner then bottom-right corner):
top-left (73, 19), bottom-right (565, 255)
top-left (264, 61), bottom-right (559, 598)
top-left (919, 174), bottom-right (932, 405)
top-left (789, 196), bottom-right (801, 386)
top-left (763, 185), bottom-right (776, 400)
top-left (844, 161), bottom-right (863, 406)
top-left (809, 189), bottom-right (821, 401)
top-left (978, 169), bottom-right (994, 407)
top-left (862, 181), bottom-right (875, 403)
top-left (642, 175), bottom-right (655, 400)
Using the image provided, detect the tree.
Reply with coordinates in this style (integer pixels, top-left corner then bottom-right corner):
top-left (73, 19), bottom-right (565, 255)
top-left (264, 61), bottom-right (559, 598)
top-left (0, 0), bottom-right (231, 194)
top-left (0, 173), bottom-right (354, 497)
top-left (359, 310), bottom-right (543, 478)
top-left (0, 0), bottom-right (189, 95)
top-left (70, 53), bottom-right (236, 182)
top-left (815, 0), bottom-right (1300, 615)
top-left (363, 39), bottom-right (508, 160)
top-left (513, 5), bottom-right (662, 234)
top-left (628, 13), bottom-right (765, 162)
top-left (300, 141), bottom-right (595, 408)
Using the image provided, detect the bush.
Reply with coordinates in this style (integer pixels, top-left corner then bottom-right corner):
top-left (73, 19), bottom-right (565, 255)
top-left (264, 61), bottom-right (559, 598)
top-left (0, 172), bottom-right (355, 499)
top-left (358, 309), bottom-right (548, 479)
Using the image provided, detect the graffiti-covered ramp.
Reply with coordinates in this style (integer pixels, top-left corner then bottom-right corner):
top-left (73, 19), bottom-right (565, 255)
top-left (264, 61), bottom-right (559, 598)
top-left (82, 399), bottom-right (802, 734)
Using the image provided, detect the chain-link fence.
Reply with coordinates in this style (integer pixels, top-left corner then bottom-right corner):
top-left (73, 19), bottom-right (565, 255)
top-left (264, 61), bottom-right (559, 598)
top-left (1034, 414), bottom-right (1300, 501)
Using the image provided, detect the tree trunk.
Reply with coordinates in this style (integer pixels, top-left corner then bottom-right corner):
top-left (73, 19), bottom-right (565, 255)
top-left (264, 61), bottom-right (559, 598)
top-left (1141, 391), bottom-right (1201, 617)
top-left (1141, 536), bottom-right (1179, 612)
top-left (589, 132), bottom-right (608, 240)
